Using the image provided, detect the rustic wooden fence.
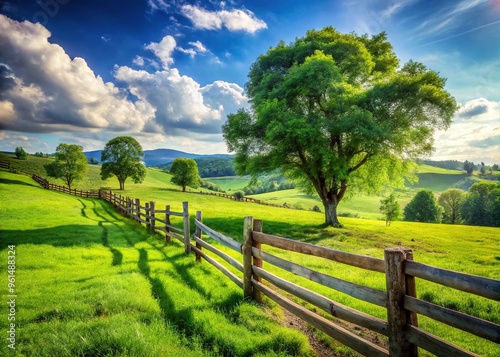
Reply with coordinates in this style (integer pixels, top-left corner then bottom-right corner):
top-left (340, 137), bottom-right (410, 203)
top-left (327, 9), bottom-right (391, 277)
top-left (99, 191), bottom-right (191, 253)
top-left (192, 214), bottom-right (500, 357)
top-left (0, 160), bottom-right (10, 170)
top-left (194, 190), bottom-right (290, 208)
top-left (32, 174), bottom-right (101, 198)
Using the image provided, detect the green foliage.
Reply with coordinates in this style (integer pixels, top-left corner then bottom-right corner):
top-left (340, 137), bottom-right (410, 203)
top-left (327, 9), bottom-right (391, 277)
top-left (223, 27), bottom-right (456, 227)
top-left (14, 146), bottom-right (28, 160)
top-left (233, 191), bottom-right (245, 200)
top-left (379, 193), bottom-right (400, 226)
top-left (170, 158), bottom-right (201, 192)
top-left (44, 143), bottom-right (88, 189)
top-left (438, 189), bottom-right (465, 224)
top-left (480, 162), bottom-right (487, 175)
top-left (463, 160), bottom-right (474, 175)
top-left (200, 180), bottom-right (223, 192)
top-left (33, 151), bottom-right (48, 158)
top-left (461, 181), bottom-right (500, 227)
top-left (403, 190), bottom-right (442, 223)
top-left (196, 157), bottom-right (236, 177)
top-left (100, 136), bottom-right (146, 190)
top-left (89, 157), bottom-right (99, 165)
top-left (243, 175), bottom-right (295, 195)
top-left (492, 164), bottom-right (499, 171)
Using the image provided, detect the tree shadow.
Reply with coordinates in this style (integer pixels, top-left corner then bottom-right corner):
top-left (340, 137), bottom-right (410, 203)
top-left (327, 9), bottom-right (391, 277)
top-left (0, 178), bottom-right (38, 187)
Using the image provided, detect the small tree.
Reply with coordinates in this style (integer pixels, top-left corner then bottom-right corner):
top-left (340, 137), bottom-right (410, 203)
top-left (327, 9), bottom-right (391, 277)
top-left (403, 190), bottom-right (442, 223)
top-left (480, 162), bottom-right (486, 175)
top-left (463, 160), bottom-right (474, 175)
top-left (100, 136), bottom-right (146, 190)
top-left (379, 193), bottom-right (400, 226)
top-left (44, 144), bottom-right (88, 189)
top-left (438, 189), bottom-right (465, 224)
top-left (492, 164), bottom-right (499, 171)
top-left (89, 157), bottom-right (99, 165)
top-left (15, 146), bottom-right (28, 160)
top-left (461, 182), bottom-right (500, 227)
top-left (170, 158), bottom-right (200, 192)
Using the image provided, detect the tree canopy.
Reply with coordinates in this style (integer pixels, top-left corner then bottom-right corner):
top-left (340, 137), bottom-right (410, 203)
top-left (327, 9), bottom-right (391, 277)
top-left (44, 143), bottom-right (87, 189)
top-left (15, 146), bottom-right (28, 160)
top-left (379, 193), bottom-right (401, 226)
top-left (461, 182), bottom-right (500, 227)
top-left (438, 188), bottom-right (465, 224)
top-left (223, 27), bottom-right (456, 226)
top-left (170, 158), bottom-right (200, 192)
top-left (403, 190), bottom-right (442, 223)
top-left (100, 136), bottom-right (146, 190)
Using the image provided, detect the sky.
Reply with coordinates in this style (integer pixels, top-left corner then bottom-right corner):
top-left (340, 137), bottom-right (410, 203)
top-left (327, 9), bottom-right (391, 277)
top-left (0, 0), bottom-right (499, 164)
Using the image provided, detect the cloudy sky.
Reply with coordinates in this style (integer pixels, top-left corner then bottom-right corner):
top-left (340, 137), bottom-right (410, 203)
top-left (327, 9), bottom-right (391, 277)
top-left (0, 0), bottom-right (499, 164)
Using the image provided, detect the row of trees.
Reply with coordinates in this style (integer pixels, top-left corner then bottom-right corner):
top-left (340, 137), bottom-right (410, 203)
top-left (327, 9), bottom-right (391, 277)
top-left (463, 160), bottom-right (499, 175)
top-left (382, 183), bottom-right (500, 227)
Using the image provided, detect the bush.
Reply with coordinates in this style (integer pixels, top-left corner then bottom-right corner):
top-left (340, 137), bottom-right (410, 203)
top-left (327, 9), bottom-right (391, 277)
top-left (15, 146), bottom-right (28, 160)
top-left (233, 191), bottom-right (244, 200)
top-left (311, 205), bottom-right (322, 212)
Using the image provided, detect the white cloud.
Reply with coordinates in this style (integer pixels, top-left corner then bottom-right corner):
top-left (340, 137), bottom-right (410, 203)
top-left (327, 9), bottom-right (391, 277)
top-left (181, 4), bottom-right (267, 33)
top-left (0, 15), bottom-right (151, 133)
top-left (133, 56), bottom-right (145, 66)
top-left (145, 35), bottom-right (177, 69)
top-left (189, 40), bottom-right (208, 53)
top-left (433, 98), bottom-right (500, 164)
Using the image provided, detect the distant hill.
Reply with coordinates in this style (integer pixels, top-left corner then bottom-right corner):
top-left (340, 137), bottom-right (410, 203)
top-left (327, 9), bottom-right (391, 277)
top-left (84, 148), bottom-right (233, 168)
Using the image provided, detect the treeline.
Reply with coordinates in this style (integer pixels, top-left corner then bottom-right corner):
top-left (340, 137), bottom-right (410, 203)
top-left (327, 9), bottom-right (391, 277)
top-left (242, 175), bottom-right (296, 195)
top-left (161, 157), bottom-right (236, 178)
top-left (401, 181), bottom-right (500, 227)
top-left (422, 159), bottom-right (499, 174)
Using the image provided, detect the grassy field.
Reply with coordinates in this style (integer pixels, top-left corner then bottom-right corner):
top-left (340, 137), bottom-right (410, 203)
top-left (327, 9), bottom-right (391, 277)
top-left (0, 170), bottom-right (310, 357)
top-left (1, 167), bottom-right (499, 356)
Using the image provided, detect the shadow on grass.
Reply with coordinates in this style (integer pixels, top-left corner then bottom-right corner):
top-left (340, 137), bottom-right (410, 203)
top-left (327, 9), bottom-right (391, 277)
top-left (0, 177), bottom-right (38, 187)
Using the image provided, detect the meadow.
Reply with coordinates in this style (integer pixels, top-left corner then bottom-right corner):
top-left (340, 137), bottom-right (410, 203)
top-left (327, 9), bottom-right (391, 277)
top-left (1, 155), bottom-right (499, 356)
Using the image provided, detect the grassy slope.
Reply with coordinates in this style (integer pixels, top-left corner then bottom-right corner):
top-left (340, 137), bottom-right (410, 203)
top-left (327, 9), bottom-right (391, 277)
top-left (0, 171), bottom-right (310, 357)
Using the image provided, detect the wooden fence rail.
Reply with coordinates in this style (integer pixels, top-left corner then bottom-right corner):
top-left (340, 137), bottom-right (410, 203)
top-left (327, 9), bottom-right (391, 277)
top-left (191, 214), bottom-right (500, 357)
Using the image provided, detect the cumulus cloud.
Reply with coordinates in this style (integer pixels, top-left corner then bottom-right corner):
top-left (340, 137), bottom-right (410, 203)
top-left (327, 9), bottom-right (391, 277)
top-left (181, 5), bottom-right (267, 33)
top-left (145, 35), bottom-right (177, 69)
top-left (0, 15), bottom-right (151, 133)
top-left (433, 98), bottom-right (500, 164)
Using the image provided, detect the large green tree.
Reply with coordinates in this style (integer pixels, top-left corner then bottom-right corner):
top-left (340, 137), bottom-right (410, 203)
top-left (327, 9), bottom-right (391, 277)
top-left (100, 136), bottom-right (146, 190)
top-left (403, 190), bottom-right (442, 223)
top-left (438, 188), bottom-right (465, 224)
top-left (44, 143), bottom-right (88, 189)
top-left (461, 182), bottom-right (500, 227)
top-left (170, 158), bottom-right (200, 192)
top-left (223, 27), bottom-right (456, 226)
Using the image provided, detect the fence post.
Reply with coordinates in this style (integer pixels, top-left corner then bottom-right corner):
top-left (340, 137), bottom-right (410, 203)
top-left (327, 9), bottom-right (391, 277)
top-left (165, 205), bottom-right (171, 243)
top-left (183, 201), bottom-right (190, 254)
top-left (150, 201), bottom-right (155, 232)
top-left (242, 216), bottom-right (254, 300)
top-left (385, 248), bottom-right (418, 357)
top-left (252, 219), bottom-right (263, 303)
top-left (145, 202), bottom-right (150, 229)
top-left (135, 198), bottom-right (140, 222)
top-left (195, 211), bottom-right (202, 262)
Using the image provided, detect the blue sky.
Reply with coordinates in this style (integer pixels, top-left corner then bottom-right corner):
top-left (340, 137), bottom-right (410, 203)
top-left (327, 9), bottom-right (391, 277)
top-left (0, 0), bottom-right (499, 164)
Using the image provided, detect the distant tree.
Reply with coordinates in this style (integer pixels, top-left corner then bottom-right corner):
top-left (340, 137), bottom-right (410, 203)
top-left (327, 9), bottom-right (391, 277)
top-left (438, 189), bottom-right (465, 224)
top-left (14, 146), bottom-right (28, 160)
top-left (403, 190), bottom-right (442, 223)
top-left (44, 144), bottom-right (88, 189)
top-left (233, 191), bottom-right (245, 201)
top-left (463, 160), bottom-right (474, 175)
top-left (89, 157), bottom-right (99, 165)
top-left (34, 151), bottom-right (45, 157)
top-left (492, 164), bottom-right (499, 171)
top-left (223, 27), bottom-right (456, 227)
top-left (170, 158), bottom-right (200, 192)
top-left (480, 162), bottom-right (486, 175)
top-left (461, 182), bottom-right (500, 227)
top-left (100, 136), bottom-right (146, 190)
top-left (379, 193), bottom-right (401, 226)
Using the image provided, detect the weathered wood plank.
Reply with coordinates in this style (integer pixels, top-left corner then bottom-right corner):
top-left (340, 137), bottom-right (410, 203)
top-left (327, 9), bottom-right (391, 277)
top-left (166, 231), bottom-right (184, 243)
top-left (253, 280), bottom-right (389, 357)
top-left (182, 201), bottom-right (190, 254)
top-left (194, 219), bottom-right (242, 253)
top-left (252, 265), bottom-right (388, 335)
top-left (252, 248), bottom-right (386, 307)
top-left (243, 216), bottom-right (254, 299)
top-left (191, 245), bottom-right (243, 289)
top-left (252, 231), bottom-right (385, 273)
top-left (405, 260), bottom-right (500, 301)
top-left (404, 296), bottom-right (500, 343)
top-left (193, 236), bottom-right (243, 273)
top-left (406, 325), bottom-right (479, 357)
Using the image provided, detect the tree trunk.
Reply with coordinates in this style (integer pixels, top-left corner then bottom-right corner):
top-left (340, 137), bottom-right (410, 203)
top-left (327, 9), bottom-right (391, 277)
top-left (119, 179), bottom-right (125, 190)
top-left (323, 200), bottom-right (342, 227)
top-left (182, 185), bottom-right (186, 192)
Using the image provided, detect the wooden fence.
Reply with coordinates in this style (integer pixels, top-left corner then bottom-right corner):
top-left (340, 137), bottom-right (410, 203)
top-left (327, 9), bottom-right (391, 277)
top-left (192, 214), bottom-right (500, 357)
top-left (194, 190), bottom-right (289, 209)
top-left (0, 160), bottom-right (10, 170)
top-left (32, 174), bottom-right (101, 198)
top-left (100, 191), bottom-right (190, 253)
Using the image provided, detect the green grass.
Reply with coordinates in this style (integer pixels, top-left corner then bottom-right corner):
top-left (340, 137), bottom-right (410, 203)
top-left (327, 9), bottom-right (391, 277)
top-left (0, 170), bottom-right (311, 357)
top-left (204, 175), bottom-right (250, 192)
